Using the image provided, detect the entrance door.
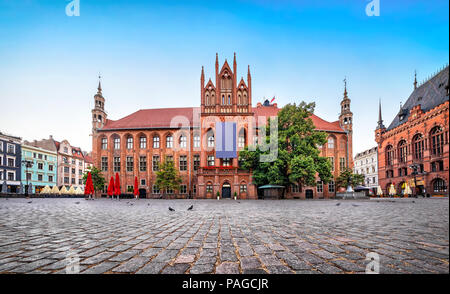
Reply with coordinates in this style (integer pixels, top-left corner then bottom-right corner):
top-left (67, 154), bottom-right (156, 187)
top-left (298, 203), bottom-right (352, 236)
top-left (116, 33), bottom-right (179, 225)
top-left (222, 183), bottom-right (231, 198)
top-left (139, 188), bottom-right (147, 198)
top-left (305, 189), bottom-right (313, 199)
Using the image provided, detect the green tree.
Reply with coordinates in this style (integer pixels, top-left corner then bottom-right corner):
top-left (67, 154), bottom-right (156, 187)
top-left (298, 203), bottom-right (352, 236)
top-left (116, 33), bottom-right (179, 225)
top-left (239, 102), bottom-right (332, 190)
top-left (336, 168), bottom-right (364, 188)
top-left (82, 166), bottom-right (106, 192)
top-left (155, 160), bottom-right (182, 198)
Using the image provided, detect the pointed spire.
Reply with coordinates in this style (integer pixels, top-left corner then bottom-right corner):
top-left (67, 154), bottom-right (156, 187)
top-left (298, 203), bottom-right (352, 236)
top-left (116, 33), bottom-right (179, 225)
top-left (97, 74), bottom-right (102, 94)
top-left (377, 99), bottom-right (385, 129)
top-left (414, 70), bottom-right (417, 90)
top-left (343, 77), bottom-right (348, 98)
top-left (201, 66), bottom-right (204, 79)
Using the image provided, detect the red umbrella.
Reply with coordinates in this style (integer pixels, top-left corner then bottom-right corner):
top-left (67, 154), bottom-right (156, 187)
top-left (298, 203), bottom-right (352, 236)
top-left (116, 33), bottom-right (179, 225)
top-left (107, 176), bottom-right (114, 197)
top-left (134, 176), bottom-right (139, 198)
top-left (114, 173), bottom-right (121, 197)
top-left (84, 172), bottom-right (93, 195)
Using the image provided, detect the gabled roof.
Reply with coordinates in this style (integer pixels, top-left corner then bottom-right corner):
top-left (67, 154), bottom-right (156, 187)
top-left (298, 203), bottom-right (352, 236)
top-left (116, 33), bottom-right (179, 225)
top-left (386, 66), bottom-right (449, 131)
top-left (102, 107), bottom-right (198, 130)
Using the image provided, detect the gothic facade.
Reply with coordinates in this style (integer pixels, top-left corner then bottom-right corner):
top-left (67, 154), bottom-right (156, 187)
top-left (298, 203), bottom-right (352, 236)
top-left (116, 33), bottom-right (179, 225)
top-left (91, 54), bottom-right (353, 199)
top-left (376, 66), bottom-right (449, 196)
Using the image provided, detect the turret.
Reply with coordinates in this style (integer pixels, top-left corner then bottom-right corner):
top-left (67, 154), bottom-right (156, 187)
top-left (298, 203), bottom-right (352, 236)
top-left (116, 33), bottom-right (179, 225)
top-left (91, 75), bottom-right (107, 133)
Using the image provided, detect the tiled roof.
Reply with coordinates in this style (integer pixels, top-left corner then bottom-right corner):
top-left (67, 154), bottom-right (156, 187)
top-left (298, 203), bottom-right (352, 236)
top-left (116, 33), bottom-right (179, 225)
top-left (386, 66), bottom-right (449, 131)
top-left (101, 105), bottom-right (344, 133)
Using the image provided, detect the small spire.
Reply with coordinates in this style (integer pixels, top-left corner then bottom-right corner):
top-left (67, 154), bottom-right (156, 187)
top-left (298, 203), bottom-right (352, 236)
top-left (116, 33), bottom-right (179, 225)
top-left (377, 98), bottom-right (385, 129)
top-left (414, 70), bottom-right (417, 90)
top-left (97, 74), bottom-right (102, 93)
top-left (343, 77), bottom-right (348, 98)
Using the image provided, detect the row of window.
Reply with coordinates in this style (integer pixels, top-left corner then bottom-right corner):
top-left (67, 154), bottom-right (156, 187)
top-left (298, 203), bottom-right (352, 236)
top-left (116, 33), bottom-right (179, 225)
top-left (62, 166), bottom-right (83, 174)
top-left (385, 127), bottom-right (446, 165)
top-left (26, 173), bottom-right (54, 182)
top-left (101, 133), bottom-right (249, 150)
top-left (0, 157), bottom-right (16, 168)
top-left (291, 181), bottom-right (336, 193)
top-left (63, 177), bottom-right (83, 185)
top-left (0, 170), bottom-right (16, 181)
top-left (0, 142), bottom-right (17, 154)
top-left (62, 157), bottom-right (83, 165)
top-left (101, 155), bottom-right (206, 172)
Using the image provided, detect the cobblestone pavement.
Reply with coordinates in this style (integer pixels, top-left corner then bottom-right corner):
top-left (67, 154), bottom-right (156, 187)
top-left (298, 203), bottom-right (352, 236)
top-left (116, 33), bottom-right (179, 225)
top-left (0, 198), bottom-right (448, 274)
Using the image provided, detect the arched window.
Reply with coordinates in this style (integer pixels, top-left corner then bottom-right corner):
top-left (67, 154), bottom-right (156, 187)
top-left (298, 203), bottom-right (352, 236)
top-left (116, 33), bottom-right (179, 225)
top-left (153, 136), bottom-right (160, 148)
top-left (193, 135), bottom-right (200, 148)
top-left (398, 140), bottom-right (407, 163)
top-left (166, 135), bottom-right (173, 148)
top-left (386, 145), bottom-right (394, 166)
top-left (222, 95), bottom-right (225, 105)
top-left (179, 135), bottom-right (187, 148)
top-left (206, 182), bottom-right (213, 193)
top-left (101, 137), bottom-right (107, 150)
top-left (208, 134), bottom-right (215, 148)
top-left (433, 178), bottom-right (447, 193)
top-left (327, 137), bottom-right (334, 149)
top-left (238, 128), bottom-right (246, 148)
top-left (113, 137), bottom-right (120, 150)
top-left (205, 94), bottom-right (209, 105)
top-left (430, 126), bottom-right (444, 156)
top-left (139, 136), bottom-right (147, 149)
top-left (413, 134), bottom-right (424, 159)
top-left (228, 94), bottom-right (231, 105)
top-left (238, 93), bottom-right (241, 105)
top-left (243, 93), bottom-right (247, 105)
top-left (240, 182), bottom-right (247, 193)
top-left (126, 136), bottom-right (133, 149)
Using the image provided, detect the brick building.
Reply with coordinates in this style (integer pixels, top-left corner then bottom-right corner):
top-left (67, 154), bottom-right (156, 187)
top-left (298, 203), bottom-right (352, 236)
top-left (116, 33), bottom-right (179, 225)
top-left (91, 54), bottom-right (353, 199)
top-left (375, 66), bottom-right (449, 196)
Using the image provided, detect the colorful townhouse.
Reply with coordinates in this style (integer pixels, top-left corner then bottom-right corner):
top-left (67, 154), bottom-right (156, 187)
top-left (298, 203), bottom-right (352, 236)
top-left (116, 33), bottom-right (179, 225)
top-left (21, 142), bottom-right (58, 193)
top-left (0, 131), bottom-right (22, 193)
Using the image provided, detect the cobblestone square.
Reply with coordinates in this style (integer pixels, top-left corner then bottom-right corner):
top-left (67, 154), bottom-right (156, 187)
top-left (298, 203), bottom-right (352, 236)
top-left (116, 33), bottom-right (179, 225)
top-left (0, 198), bottom-right (448, 274)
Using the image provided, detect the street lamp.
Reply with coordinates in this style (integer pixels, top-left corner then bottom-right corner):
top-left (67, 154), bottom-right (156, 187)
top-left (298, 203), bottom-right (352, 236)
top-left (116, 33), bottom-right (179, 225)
top-left (409, 163), bottom-right (425, 198)
top-left (22, 159), bottom-right (34, 198)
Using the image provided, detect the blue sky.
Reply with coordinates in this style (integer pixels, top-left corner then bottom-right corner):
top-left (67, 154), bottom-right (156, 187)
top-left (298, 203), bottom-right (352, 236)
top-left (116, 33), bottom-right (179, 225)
top-left (0, 0), bottom-right (448, 155)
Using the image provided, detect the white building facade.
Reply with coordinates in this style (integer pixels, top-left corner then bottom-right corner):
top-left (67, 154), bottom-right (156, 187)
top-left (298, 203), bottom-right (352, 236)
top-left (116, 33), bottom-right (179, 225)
top-left (354, 146), bottom-right (378, 188)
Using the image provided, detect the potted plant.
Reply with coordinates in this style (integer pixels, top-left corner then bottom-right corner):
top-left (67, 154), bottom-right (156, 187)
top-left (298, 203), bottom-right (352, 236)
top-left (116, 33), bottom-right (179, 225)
top-left (234, 191), bottom-right (237, 200)
top-left (216, 191), bottom-right (220, 200)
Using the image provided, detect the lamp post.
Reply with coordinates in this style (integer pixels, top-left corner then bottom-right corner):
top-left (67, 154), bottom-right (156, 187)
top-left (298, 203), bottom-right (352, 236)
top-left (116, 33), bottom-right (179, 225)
top-left (409, 163), bottom-right (420, 198)
top-left (22, 160), bottom-right (34, 198)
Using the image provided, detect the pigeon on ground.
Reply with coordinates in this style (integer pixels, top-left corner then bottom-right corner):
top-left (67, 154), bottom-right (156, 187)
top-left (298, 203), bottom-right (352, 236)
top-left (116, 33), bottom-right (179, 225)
top-left (352, 204), bottom-right (359, 207)
top-left (336, 203), bottom-right (341, 206)
top-left (159, 195), bottom-right (163, 199)
top-left (169, 207), bottom-right (175, 211)
top-left (237, 201), bottom-right (241, 203)
top-left (187, 205), bottom-right (193, 211)
top-left (147, 203), bottom-right (151, 206)
top-left (75, 202), bottom-right (80, 204)
top-left (412, 201), bottom-right (415, 203)
top-left (27, 201), bottom-right (32, 204)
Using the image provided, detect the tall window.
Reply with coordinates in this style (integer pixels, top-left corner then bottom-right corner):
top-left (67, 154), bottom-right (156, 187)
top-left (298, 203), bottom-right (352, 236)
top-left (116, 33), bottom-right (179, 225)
top-left (339, 157), bottom-right (346, 171)
top-left (328, 157), bottom-right (334, 172)
top-left (193, 135), bottom-right (200, 148)
top-left (166, 135), bottom-right (173, 148)
top-left (140, 136), bottom-right (147, 149)
top-left (127, 137), bottom-right (133, 149)
top-left (126, 157), bottom-right (133, 172)
top-left (101, 138), bottom-right (107, 150)
top-left (139, 156), bottom-right (147, 172)
top-left (152, 185), bottom-right (160, 194)
top-left (193, 155), bottom-right (200, 171)
top-left (180, 185), bottom-right (187, 194)
top-left (413, 134), bottom-right (424, 159)
top-left (101, 157), bottom-right (108, 171)
top-left (317, 181), bottom-right (323, 193)
top-left (206, 182), bottom-right (213, 193)
top-left (398, 140), bottom-right (407, 163)
top-left (113, 157), bottom-right (120, 172)
top-left (328, 180), bottom-right (335, 193)
top-left (153, 136), bottom-right (160, 148)
top-left (179, 156), bottom-right (187, 171)
top-left (328, 137), bottom-right (334, 149)
top-left (222, 158), bottom-right (231, 166)
top-left (208, 155), bottom-right (215, 166)
top-left (291, 184), bottom-right (299, 193)
top-left (152, 155), bottom-right (160, 171)
top-left (386, 145), bottom-right (394, 166)
top-left (114, 137), bottom-right (120, 149)
top-left (240, 183), bottom-right (247, 193)
top-left (207, 133), bottom-right (215, 148)
top-left (179, 135), bottom-right (187, 149)
top-left (430, 126), bottom-right (444, 156)
top-left (238, 129), bottom-right (245, 148)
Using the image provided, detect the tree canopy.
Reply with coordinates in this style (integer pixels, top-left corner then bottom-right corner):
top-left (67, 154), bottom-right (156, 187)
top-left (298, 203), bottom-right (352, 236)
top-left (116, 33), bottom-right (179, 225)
top-left (82, 166), bottom-right (106, 192)
top-left (336, 168), bottom-right (364, 188)
top-left (239, 102), bottom-right (332, 189)
top-left (155, 160), bottom-right (182, 197)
